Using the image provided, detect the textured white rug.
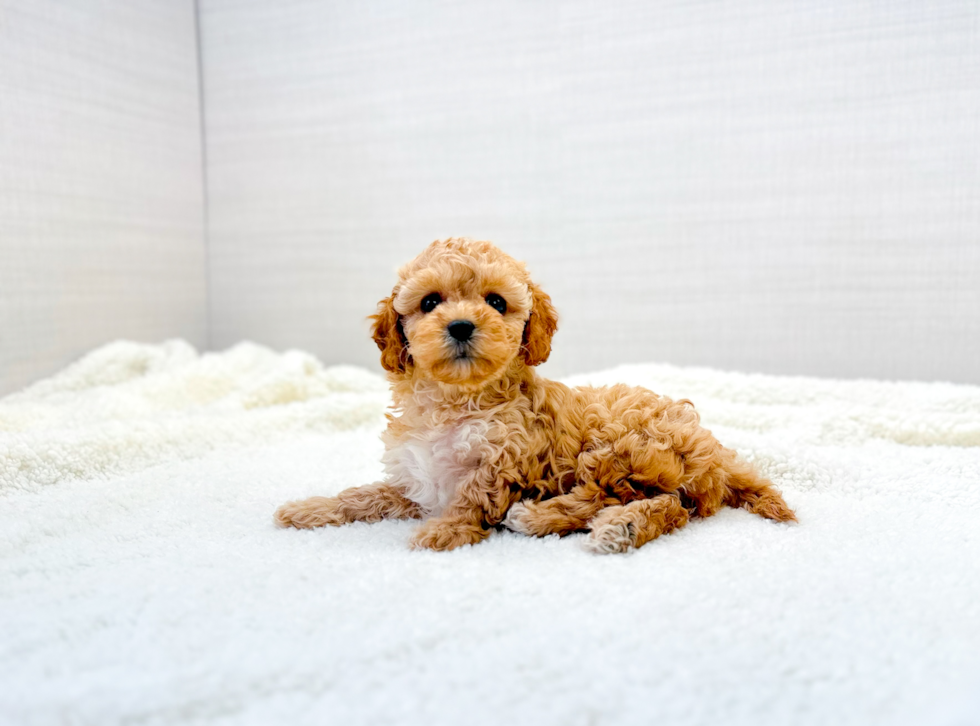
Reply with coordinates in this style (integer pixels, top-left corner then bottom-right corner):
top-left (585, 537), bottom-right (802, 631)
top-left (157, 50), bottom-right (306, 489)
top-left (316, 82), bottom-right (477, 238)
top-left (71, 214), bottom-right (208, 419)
top-left (2, 341), bottom-right (979, 726)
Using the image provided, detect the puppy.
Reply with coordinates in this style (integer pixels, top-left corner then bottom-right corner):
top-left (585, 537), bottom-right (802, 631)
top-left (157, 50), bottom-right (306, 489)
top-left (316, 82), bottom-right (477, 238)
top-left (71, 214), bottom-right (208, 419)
top-left (275, 238), bottom-right (796, 553)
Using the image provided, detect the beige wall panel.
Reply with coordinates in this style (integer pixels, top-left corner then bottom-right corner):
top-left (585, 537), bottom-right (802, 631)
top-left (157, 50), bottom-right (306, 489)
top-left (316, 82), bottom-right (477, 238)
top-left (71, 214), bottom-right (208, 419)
top-left (200, 1), bottom-right (980, 383)
top-left (0, 0), bottom-right (208, 394)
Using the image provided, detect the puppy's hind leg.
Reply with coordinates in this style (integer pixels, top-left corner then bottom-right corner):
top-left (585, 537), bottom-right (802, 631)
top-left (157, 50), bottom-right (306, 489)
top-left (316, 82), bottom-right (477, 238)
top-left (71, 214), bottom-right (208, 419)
top-left (274, 482), bottom-right (422, 529)
top-left (502, 483), bottom-right (620, 537)
top-left (584, 494), bottom-right (690, 554)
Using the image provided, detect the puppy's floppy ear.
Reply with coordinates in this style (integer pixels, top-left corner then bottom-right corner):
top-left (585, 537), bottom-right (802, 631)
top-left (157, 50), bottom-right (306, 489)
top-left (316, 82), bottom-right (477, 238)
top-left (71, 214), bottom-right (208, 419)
top-left (522, 281), bottom-right (558, 366)
top-left (370, 292), bottom-right (410, 373)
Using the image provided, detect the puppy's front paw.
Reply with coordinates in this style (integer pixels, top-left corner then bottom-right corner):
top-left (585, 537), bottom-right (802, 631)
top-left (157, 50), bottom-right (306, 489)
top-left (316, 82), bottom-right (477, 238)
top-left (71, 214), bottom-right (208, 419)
top-left (501, 501), bottom-right (533, 535)
top-left (273, 496), bottom-right (346, 529)
top-left (583, 506), bottom-right (636, 554)
top-left (583, 522), bottom-right (636, 554)
top-left (410, 519), bottom-right (488, 551)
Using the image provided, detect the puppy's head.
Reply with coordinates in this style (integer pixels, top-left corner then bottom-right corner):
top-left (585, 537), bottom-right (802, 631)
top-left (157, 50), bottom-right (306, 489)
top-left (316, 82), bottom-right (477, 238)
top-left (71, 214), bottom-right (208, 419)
top-left (370, 238), bottom-right (558, 388)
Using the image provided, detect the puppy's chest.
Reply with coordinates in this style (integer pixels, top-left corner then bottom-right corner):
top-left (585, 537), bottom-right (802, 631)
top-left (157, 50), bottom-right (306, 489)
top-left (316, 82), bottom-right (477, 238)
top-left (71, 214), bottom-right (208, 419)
top-left (383, 415), bottom-right (490, 516)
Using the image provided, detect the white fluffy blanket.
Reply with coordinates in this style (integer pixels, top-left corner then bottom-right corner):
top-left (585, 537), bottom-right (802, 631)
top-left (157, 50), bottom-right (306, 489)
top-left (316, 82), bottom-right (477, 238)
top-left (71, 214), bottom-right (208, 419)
top-left (2, 341), bottom-right (979, 725)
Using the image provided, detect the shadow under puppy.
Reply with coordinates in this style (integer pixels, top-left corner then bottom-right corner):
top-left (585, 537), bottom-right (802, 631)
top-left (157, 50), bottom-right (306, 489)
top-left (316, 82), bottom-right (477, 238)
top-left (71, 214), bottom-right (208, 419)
top-left (275, 238), bottom-right (796, 553)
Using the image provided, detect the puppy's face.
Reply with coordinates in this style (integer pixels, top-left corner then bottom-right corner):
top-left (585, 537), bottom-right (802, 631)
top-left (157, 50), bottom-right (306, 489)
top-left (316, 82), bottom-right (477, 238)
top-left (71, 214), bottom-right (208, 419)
top-left (371, 239), bottom-right (558, 389)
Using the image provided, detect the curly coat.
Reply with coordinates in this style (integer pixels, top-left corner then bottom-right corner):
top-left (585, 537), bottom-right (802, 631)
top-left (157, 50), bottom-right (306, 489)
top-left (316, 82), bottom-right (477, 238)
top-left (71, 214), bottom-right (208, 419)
top-left (275, 238), bottom-right (796, 553)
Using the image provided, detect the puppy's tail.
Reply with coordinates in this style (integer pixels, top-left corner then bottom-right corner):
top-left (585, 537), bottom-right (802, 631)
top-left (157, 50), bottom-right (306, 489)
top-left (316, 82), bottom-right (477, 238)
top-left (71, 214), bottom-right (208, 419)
top-left (724, 458), bottom-right (797, 522)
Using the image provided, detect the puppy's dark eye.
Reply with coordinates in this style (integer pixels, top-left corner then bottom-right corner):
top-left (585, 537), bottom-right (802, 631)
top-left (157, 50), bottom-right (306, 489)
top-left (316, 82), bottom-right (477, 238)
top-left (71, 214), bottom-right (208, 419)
top-left (420, 293), bottom-right (442, 313)
top-left (485, 293), bottom-right (507, 315)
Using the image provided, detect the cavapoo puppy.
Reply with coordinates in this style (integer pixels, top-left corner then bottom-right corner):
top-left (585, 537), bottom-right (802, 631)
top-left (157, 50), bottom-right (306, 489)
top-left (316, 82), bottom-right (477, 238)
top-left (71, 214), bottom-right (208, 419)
top-left (275, 238), bottom-right (796, 553)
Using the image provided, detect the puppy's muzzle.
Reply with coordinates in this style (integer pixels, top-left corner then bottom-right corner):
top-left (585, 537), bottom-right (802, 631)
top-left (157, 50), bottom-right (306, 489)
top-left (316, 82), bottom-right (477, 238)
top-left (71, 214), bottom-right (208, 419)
top-left (447, 320), bottom-right (475, 342)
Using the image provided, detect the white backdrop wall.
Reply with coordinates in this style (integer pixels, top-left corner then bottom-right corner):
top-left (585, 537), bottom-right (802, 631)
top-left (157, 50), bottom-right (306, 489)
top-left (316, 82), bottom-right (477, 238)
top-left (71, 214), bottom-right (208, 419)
top-left (1, 2), bottom-right (978, 395)
top-left (0, 0), bottom-right (207, 395)
top-left (199, 0), bottom-right (980, 384)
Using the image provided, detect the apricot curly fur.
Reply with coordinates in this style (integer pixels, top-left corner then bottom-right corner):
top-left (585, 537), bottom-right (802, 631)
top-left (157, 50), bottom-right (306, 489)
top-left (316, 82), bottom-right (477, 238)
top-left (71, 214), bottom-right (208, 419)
top-left (274, 238), bottom-right (796, 552)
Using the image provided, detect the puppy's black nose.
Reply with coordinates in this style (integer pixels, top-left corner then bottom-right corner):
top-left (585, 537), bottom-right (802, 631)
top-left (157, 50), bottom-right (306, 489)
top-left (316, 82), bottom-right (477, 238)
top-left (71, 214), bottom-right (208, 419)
top-left (447, 320), bottom-right (475, 342)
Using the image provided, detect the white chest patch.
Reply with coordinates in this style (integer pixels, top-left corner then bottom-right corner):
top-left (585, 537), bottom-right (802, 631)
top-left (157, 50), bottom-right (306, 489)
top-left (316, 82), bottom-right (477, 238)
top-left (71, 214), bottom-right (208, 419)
top-left (383, 418), bottom-right (490, 516)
